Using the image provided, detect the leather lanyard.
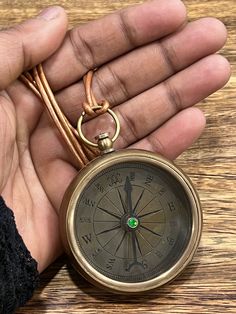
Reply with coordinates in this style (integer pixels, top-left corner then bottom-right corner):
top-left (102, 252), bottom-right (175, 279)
top-left (20, 65), bottom-right (110, 168)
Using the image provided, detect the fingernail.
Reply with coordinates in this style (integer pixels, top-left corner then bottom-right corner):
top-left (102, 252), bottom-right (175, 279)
top-left (38, 6), bottom-right (61, 21)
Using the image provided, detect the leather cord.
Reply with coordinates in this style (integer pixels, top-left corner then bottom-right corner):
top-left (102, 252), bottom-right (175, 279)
top-left (83, 70), bottom-right (110, 116)
top-left (20, 65), bottom-right (107, 169)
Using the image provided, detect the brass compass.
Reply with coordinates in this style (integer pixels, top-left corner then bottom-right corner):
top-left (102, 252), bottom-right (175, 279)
top-left (60, 117), bottom-right (202, 294)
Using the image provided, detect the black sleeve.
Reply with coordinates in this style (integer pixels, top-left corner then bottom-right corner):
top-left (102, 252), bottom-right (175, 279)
top-left (0, 196), bottom-right (39, 314)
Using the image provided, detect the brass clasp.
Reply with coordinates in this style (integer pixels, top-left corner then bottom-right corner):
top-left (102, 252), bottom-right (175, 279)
top-left (77, 105), bottom-right (120, 153)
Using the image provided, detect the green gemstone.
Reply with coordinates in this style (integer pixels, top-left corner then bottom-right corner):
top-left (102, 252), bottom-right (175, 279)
top-left (127, 217), bottom-right (139, 229)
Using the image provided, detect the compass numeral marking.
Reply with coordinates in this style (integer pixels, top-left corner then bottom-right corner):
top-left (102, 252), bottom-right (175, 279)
top-left (141, 260), bottom-right (148, 269)
top-left (130, 172), bottom-right (135, 181)
top-left (139, 208), bottom-right (163, 218)
top-left (92, 247), bottom-right (102, 258)
top-left (82, 198), bottom-right (95, 207)
top-left (96, 224), bottom-right (121, 236)
top-left (158, 187), bottom-right (166, 196)
top-left (133, 189), bottom-right (145, 213)
top-left (78, 217), bottom-right (91, 223)
top-left (107, 172), bottom-right (122, 187)
top-left (95, 182), bottom-right (104, 193)
top-left (167, 236), bottom-right (175, 246)
top-left (106, 258), bottom-right (116, 270)
top-left (168, 201), bottom-right (176, 212)
top-left (140, 225), bottom-right (161, 237)
top-left (82, 233), bottom-right (92, 244)
top-left (154, 250), bottom-right (163, 258)
top-left (97, 206), bottom-right (121, 220)
top-left (145, 175), bottom-right (153, 186)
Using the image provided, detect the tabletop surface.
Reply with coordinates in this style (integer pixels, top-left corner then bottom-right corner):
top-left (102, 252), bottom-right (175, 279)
top-left (0, 0), bottom-right (235, 313)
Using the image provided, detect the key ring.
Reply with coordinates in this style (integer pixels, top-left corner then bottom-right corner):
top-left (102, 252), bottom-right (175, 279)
top-left (77, 105), bottom-right (120, 148)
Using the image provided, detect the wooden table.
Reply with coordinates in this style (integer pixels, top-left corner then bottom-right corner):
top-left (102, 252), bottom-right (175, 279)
top-left (1, 0), bottom-right (235, 313)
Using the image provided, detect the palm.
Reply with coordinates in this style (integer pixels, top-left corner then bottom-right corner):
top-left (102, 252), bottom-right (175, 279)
top-left (0, 88), bottom-right (63, 272)
top-left (0, 1), bottom-right (230, 273)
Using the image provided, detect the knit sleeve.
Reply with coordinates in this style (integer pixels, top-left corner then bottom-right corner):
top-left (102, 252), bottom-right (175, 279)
top-left (0, 196), bottom-right (39, 314)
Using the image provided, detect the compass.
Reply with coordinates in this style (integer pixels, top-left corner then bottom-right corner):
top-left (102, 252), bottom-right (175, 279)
top-left (60, 148), bottom-right (202, 293)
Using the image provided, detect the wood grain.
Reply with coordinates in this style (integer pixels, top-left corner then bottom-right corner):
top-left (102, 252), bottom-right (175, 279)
top-left (0, 0), bottom-right (235, 313)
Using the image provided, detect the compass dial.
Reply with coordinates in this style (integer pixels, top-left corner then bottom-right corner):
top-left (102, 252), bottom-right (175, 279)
top-left (60, 150), bottom-right (202, 293)
top-left (75, 162), bottom-right (193, 283)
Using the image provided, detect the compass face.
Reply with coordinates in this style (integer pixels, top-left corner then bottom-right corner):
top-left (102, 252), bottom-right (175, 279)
top-left (73, 160), bottom-right (194, 284)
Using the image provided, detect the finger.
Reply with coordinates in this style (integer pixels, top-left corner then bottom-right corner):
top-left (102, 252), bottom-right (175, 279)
top-left (4, 7), bottom-right (68, 137)
top-left (0, 93), bottom-right (15, 193)
top-left (0, 6), bottom-right (68, 90)
top-left (81, 54), bottom-right (230, 148)
top-left (43, 0), bottom-right (187, 90)
top-left (129, 107), bottom-right (206, 160)
top-left (55, 17), bottom-right (227, 124)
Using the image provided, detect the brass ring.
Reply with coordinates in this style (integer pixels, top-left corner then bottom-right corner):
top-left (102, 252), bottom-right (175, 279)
top-left (77, 106), bottom-right (121, 148)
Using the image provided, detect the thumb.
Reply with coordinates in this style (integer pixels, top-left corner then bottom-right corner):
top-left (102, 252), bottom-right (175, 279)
top-left (0, 6), bottom-right (68, 90)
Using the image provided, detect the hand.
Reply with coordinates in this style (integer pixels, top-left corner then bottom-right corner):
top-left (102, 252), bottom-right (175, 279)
top-left (0, 1), bottom-right (230, 272)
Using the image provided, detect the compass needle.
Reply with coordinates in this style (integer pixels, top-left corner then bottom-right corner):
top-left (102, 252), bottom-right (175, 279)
top-left (124, 176), bottom-right (133, 215)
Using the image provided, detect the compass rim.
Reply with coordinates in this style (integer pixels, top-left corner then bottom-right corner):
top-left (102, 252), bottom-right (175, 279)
top-left (59, 149), bottom-right (202, 294)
